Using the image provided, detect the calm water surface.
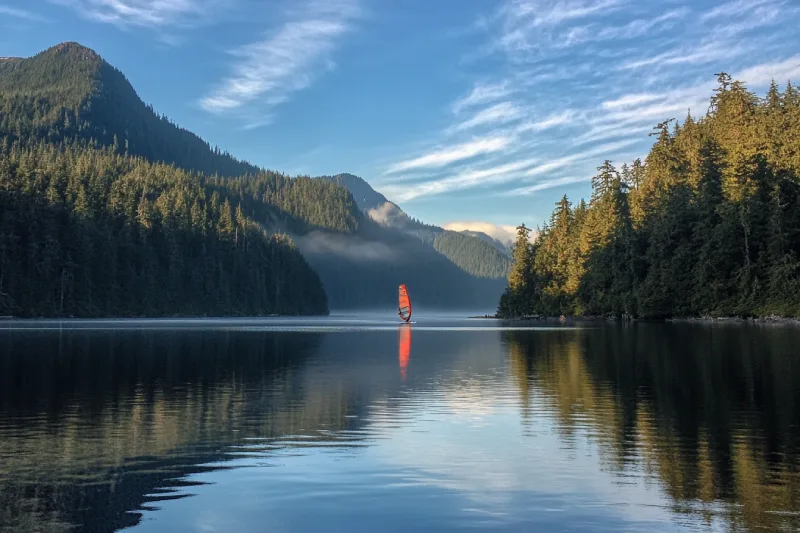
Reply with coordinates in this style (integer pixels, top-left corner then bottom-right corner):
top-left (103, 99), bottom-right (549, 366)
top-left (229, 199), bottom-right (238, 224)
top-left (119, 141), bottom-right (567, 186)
top-left (1, 315), bottom-right (798, 532)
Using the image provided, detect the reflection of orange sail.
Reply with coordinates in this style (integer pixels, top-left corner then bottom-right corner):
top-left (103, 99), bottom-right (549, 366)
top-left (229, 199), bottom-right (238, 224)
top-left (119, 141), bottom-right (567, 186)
top-left (398, 284), bottom-right (412, 322)
top-left (398, 325), bottom-right (411, 380)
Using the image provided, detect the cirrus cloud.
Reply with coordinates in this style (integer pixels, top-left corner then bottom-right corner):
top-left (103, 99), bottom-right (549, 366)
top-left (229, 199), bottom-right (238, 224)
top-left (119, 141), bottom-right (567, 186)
top-left (199, 0), bottom-right (360, 127)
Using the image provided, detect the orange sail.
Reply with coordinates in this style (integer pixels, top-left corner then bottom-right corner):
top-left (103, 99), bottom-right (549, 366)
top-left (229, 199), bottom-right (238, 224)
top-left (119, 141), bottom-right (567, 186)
top-left (398, 284), bottom-right (412, 322)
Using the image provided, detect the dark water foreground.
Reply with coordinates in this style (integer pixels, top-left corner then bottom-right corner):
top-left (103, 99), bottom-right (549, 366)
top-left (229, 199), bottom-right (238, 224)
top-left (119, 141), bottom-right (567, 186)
top-left (0, 316), bottom-right (798, 532)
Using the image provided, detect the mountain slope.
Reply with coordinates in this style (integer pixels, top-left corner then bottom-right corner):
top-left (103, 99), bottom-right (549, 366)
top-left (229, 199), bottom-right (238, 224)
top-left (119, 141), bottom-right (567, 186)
top-left (322, 173), bottom-right (388, 211)
top-left (432, 231), bottom-right (510, 278)
top-left (319, 173), bottom-right (510, 279)
top-left (0, 42), bottom-right (259, 177)
top-left (456, 230), bottom-right (511, 254)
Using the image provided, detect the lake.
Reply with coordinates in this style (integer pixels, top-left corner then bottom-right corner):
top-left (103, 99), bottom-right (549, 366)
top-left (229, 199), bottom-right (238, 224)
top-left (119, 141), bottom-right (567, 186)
top-left (0, 315), bottom-right (798, 532)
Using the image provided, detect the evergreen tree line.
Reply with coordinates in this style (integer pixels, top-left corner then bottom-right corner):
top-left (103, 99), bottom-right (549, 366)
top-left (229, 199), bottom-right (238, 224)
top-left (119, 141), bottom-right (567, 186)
top-left (0, 142), bottom-right (328, 317)
top-left (500, 74), bottom-right (800, 318)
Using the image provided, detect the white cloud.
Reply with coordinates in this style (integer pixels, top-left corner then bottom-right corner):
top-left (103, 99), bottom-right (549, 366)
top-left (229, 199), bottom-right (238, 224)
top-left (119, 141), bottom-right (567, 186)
top-left (199, 0), bottom-right (359, 120)
top-left (385, 135), bottom-right (513, 174)
top-left (601, 93), bottom-right (663, 110)
top-left (516, 110), bottom-right (575, 133)
top-left (519, 140), bottom-right (638, 178)
top-left (451, 102), bottom-right (524, 132)
top-left (700, 0), bottom-right (791, 40)
top-left (564, 8), bottom-right (691, 46)
top-left (54, 0), bottom-right (220, 27)
top-left (0, 5), bottom-right (47, 21)
top-left (701, 0), bottom-right (778, 21)
top-left (620, 41), bottom-right (746, 70)
top-left (496, 0), bottom-right (628, 58)
top-left (442, 221), bottom-right (519, 246)
top-left (383, 157), bottom-right (537, 201)
top-left (574, 123), bottom-right (654, 146)
top-left (509, 175), bottom-right (590, 195)
top-left (452, 81), bottom-right (512, 114)
top-left (601, 99), bottom-right (709, 125)
top-left (505, 0), bottom-right (625, 28)
top-left (385, 139), bottom-right (639, 202)
top-left (735, 55), bottom-right (800, 87)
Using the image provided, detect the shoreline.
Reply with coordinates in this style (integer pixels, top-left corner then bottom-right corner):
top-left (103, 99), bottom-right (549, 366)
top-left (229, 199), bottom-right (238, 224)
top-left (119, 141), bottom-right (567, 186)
top-left (469, 314), bottom-right (800, 325)
top-left (0, 313), bottom-right (329, 321)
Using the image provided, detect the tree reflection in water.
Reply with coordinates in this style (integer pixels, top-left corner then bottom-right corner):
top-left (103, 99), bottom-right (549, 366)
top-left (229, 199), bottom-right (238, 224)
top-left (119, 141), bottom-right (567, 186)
top-left (503, 323), bottom-right (800, 532)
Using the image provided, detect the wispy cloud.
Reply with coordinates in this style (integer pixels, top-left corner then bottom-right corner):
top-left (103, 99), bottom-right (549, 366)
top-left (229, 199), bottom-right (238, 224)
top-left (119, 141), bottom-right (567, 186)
top-left (701, 0), bottom-right (777, 21)
top-left (0, 4), bottom-right (47, 21)
top-left (451, 102), bottom-right (523, 132)
top-left (385, 135), bottom-right (513, 174)
top-left (53, 0), bottom-right (221, 28)
top-left (496, 0), bottom-right (627, 59)
top-left (199, 0), bottom-right (359, 125)
top-left (574, 123), bottom-right (654, 146)
top-left (700, 0), bottom-right (792, 40)
top-left (601, 93), bottom-right (663, 110)
top-left (382, 158), bottom-right (536, 201)
top-left (564, 8), bottom-right (690, 46)
top-left (386, 139), bottom-right (639, 202)
top-left (452, 81), bottom-right (512, 114)
top-left (504, 0), bottom-right (625, 28)
top-left (508, 175), bottom-right (590, 195)
top-left (620, 41), bottom-right (746, 70)
top-left (523, 140), bottom-right (638, 179)
top-left (441, 221), bottom-right (519, 245)
top-left (516, 110), bottom-right (575, 133)
top-left (505, 140), bottom-right (642, 196)
top-left (735, 55), bottom-right (800, 87)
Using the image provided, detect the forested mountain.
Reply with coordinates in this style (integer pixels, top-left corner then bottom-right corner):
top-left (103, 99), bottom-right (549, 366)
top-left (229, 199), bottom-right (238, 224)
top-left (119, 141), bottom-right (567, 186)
top-left (320, 173), bottom-right (510, 279)
top-left (500, 74), bottom-right (800, 319)
top-left (432, 231), bottom-right (510, 278)
top-left (0, 42), bottom-right (259, 177)
top-left (0, 144), bottom-right (328, 317)
top-left (0, 42), bottom-right (506, 314)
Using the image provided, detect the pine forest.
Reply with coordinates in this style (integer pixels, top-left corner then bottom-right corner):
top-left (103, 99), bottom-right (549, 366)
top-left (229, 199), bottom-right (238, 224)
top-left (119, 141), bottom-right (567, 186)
top-left (499, 74), bottom-right (800, 319)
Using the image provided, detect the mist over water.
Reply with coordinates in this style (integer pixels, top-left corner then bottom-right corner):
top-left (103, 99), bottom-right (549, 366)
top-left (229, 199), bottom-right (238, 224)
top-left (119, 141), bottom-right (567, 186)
top-left (0, 317), bottom-right (798, 532)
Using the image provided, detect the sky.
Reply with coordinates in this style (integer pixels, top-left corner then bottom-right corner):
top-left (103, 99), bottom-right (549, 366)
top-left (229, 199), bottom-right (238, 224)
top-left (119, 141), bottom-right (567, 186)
top-left (1, 0), bottom-right (800, 239)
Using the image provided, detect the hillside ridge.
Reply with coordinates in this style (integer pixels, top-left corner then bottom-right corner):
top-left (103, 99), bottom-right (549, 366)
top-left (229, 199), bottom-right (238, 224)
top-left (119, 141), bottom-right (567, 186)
top-left (0, 41), bottom-right (261, 177)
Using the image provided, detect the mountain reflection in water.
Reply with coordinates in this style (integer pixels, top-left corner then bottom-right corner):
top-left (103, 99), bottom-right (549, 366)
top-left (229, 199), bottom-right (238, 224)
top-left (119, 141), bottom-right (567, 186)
top-left (0, 318), bottom-right (798, 532)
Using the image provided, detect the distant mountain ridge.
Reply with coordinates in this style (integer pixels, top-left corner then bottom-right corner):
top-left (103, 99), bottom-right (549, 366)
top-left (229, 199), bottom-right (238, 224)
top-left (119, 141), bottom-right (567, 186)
top-left (320, 173), bottom-right (510, 278)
